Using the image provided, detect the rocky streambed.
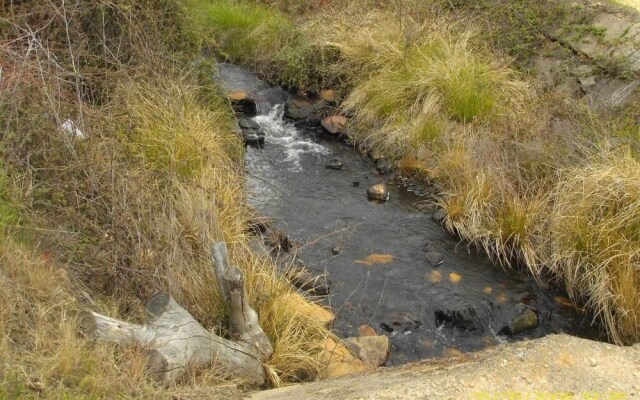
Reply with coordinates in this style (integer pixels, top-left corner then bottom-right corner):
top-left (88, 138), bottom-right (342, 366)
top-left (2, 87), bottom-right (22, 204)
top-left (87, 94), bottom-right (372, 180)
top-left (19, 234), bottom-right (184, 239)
top-left (215, 63), bottom-right (602, 369)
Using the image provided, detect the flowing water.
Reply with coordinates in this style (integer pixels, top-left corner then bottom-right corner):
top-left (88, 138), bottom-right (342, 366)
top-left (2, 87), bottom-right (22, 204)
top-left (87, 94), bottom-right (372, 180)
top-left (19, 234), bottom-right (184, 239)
top-left (217, 63), bottom-right (601, 365)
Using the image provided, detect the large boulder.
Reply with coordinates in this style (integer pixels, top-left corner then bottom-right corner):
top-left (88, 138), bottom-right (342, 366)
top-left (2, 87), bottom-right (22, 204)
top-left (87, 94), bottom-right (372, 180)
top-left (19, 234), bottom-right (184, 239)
top-left (343, 336), bottom-right (391, 368)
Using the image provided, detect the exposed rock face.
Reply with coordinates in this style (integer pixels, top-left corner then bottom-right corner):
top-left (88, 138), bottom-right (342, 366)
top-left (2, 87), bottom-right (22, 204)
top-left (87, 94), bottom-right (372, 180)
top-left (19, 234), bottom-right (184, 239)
top-left (434, 307), bottom-right (481, 332)
top-left (498, 304), bottom-right (539, 336)
top-left (250, 334), bottom-right (640, 400)
top-left (367, 183), bottom-right (389, 201)
top-left (343, 336), bottom-right (391, 368)
top-left (321, 115), bottom-right (347, 135)
top-left (228, 90), bottom-right (257, 117)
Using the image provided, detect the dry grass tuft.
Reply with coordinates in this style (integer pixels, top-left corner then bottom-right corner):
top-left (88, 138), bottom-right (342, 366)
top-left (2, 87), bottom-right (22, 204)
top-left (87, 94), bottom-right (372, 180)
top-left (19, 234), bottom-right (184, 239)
top-left (548, 151), bottom-right (640, 344)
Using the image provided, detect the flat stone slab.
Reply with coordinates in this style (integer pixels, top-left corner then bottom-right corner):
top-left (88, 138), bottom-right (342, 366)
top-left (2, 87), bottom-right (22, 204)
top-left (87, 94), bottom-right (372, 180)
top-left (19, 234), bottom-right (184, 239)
top-left (249, 335), bottom-right (640, 400)
top-left (593, 13), bottom-right (633, 41)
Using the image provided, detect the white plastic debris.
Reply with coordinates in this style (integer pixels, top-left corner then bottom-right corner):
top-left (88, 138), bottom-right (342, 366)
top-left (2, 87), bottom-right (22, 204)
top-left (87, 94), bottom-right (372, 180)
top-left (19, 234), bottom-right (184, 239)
top-left (60, 119), bottom-right (85, 139)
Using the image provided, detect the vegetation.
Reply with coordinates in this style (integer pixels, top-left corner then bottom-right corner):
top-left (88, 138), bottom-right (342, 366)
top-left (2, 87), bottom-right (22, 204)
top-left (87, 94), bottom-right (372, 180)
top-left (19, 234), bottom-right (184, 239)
top-left (0, 0), bottom-right (331, 397)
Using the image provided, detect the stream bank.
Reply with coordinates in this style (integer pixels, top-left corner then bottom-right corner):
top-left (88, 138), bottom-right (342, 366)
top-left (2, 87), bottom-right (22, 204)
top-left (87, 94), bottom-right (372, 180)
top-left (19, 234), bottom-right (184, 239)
top-left (217, 63), bottom-right (602, 367)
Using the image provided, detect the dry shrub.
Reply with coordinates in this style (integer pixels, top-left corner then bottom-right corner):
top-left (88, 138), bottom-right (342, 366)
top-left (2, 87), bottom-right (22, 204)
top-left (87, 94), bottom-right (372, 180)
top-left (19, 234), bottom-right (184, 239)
top-left (548, 151), bottom-right (640, 344)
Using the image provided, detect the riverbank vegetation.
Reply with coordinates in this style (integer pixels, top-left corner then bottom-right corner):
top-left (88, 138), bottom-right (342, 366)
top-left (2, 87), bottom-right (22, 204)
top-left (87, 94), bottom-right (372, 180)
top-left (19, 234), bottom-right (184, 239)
top-left (0, 1), bottom-right (330, 397)
top-left (182, 0), bottom-right (640, 344)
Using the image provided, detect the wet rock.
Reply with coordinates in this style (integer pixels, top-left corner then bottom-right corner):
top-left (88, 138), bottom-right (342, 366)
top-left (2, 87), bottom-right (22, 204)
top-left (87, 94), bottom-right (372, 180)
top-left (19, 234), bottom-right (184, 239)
top-left (499, 304), bottom-right (539, 336)
top-left (375, 157), bottom-right (392, 175)
top-left (435, 307), bottom-right (481, 332)
top-left (321, 115), bottom-right (347, 135)
top-left (331, 245), bottom-right (342, 255)
top-left (358, 324), bottom-right (378, 337)
top-left (425, 251), bottom-right (444, 267)
top-left (380, 312), bottom-right (421, 334)
top-left (237, 117), bottom-right (265, 147)
top-left (272, 293), bottom-right (334, 327)
top-left (237, 117), bottom-right (260, 130)
top-left (352, 181), bottom-right (360, 187)
top-left (343, 336), bottom-right (391, 368)
top-left (289, 271), bottom-right (330, 296)
top-left (432, 208), bottom-right (447, 223)
top-left (367, 183), bottom-right (389, 202)
top-left (284, 98), bottom-right (314, 120)
top-left (325, 158), bottom-right (344, 170)
top-left (227, 90), bottom-right (257, 117)
top-left (317, 337), bottom-right (372, 379)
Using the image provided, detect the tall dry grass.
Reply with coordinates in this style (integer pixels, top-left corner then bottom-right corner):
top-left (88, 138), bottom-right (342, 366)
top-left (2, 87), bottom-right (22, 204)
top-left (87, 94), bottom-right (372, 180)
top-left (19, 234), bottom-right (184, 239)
top-left (1, 1), bottom-right (332, 396)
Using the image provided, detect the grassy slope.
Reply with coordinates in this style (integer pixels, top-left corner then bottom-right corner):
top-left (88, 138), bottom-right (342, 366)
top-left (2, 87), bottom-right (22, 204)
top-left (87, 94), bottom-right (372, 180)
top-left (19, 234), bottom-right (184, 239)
top-left (0, 1), bottom-right (330, 397)
top-left (189, 0), bottom-right (640, 344)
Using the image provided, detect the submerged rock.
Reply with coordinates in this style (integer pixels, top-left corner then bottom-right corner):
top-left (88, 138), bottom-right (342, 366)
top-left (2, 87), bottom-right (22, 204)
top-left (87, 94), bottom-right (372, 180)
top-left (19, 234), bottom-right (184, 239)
top-left (367, 183), bottom-right (389, 202)
top-left (227, 90), bottom-right (257, 117)
top-left (425, 251), bottom-right (444, 267)
top-left (380, 312), bottom-right (421, 334)
top-left (325, 158), bottom-right (344, 170)
top-left (435, 307), bottom-right (481, 332)
top-left (499, 304), bottom-right (539, 336)
top-left (343, 336), bottom-right (391, 368)
top-left (331, 245), bottom-right (342, 255)
top-left (321, 115), bottom-right (347, 135)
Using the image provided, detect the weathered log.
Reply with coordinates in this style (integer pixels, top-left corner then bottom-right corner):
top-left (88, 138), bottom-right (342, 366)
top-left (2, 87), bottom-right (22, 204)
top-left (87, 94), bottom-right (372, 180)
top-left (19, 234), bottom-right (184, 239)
top-left (78, 242), bottom-right (273, 386)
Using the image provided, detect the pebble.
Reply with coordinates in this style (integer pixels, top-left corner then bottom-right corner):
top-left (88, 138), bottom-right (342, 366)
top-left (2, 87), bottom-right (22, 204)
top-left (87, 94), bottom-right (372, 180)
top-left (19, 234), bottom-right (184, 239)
top-left (589, 357), bottom-right (598, 367)
top-left (325, 158), bottom-right (344, 170)
top-left (332, 245), bottom-right (342, 255)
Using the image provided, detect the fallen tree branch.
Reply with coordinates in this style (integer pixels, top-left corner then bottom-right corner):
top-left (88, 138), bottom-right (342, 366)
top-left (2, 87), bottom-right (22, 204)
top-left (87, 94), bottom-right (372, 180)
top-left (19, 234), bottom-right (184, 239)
top-left (78, 242), bottom-right (273, 385)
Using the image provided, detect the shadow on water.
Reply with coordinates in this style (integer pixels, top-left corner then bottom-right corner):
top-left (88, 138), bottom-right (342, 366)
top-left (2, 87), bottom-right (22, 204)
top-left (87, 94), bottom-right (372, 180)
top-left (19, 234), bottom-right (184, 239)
top-left (216, 63), bottom-right (602, 365)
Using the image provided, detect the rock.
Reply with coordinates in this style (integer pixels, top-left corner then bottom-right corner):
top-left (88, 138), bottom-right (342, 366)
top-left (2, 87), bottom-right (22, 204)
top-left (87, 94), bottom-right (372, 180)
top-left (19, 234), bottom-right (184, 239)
top-left (352, 181), bottom-right (360, 187)
top-left (320, 89), bottom-right (336, 103)
top-left (331, 245), bottom-right (342, 255)
top-left (321, 115), bottom-right (347, 135)
top-left (289, 271), bottom-right (330, 296)
top-left (271, 293), bottom-right (334, 327)
top-left (237, 117), bottom-right (261, 130)
top-left (369, 149), bottom-right (383, 161)
top-left (579, 75), bottom-right (597, 92)
top-left (425, 251), bottom-right (444, 267)
top-left (380, 312), bottom-right (421, 334)
top-left (499, 305), bottom-right (539, 336)
top-left (435, 308), bottom-right (481, 332)
top-left (367, 183), bottom-right (389, 202)
top-left (592, 13), bottom-right (633, 42)
top-left (343, 336), bottom-right (391, 368)
top-left (375, 157), bottom-right (392, 175)
top-left (284, 97), bottom-right (329, 126)
top-left (240, 130), bottom-right (265, 147)
top-left (228, 90), bottom-right (257, 117)
top-left (325, 158), bottom-right (344, 170)
top-left (358, 325), bottom-right (378, 337)
top-left (432, 208), bottom-right (447, 223)
top-left (317, 337), bottom-right (372, 379)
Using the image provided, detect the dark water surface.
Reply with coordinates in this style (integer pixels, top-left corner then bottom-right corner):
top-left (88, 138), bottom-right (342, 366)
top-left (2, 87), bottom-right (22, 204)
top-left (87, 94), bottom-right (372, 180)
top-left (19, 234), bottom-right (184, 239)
top-left (217, 64), bottom-right (600, 365)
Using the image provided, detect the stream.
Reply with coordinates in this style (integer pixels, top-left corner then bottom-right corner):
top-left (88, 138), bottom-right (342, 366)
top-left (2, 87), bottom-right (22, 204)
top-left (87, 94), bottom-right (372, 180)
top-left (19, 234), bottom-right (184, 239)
top-left (217, 63), bottom-right (601, 366)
